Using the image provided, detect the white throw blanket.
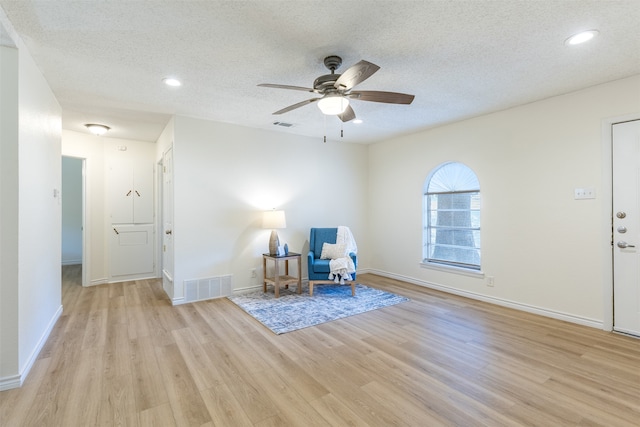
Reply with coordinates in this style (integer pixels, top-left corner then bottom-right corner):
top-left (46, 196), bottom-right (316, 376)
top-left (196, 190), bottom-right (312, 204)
top-left (328, 226), bottom-right (357, 284)
top-left (336, 225), bottom-right (358, 255)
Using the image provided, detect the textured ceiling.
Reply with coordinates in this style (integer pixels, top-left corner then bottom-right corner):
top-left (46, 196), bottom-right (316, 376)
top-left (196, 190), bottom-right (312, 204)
top-left (1, 0), bottom-right (639, 143)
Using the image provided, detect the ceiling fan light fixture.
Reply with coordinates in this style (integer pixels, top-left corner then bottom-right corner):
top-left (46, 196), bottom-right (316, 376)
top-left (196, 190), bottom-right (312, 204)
top-left (84, 123), bottom-right (110, 136)
top-left (317, 95), bottom-right (349, 115)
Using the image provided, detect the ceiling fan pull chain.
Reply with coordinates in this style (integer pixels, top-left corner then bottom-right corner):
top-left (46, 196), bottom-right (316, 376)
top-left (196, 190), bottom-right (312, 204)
top-left (323, 114), bottom-right (327, 143)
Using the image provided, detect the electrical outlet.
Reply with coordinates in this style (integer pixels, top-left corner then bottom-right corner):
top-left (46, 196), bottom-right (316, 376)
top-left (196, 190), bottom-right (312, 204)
top-left (487, 276), bottom-right (494, 287)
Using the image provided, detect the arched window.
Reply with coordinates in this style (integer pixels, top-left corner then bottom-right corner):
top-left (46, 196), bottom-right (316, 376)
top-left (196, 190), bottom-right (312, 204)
top-left (423, 162), bottom-right (481, 270)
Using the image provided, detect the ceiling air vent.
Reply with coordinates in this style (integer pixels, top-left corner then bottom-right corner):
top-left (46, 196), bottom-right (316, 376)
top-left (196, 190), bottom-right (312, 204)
top-left (273, 121), bottom-right (293, 128)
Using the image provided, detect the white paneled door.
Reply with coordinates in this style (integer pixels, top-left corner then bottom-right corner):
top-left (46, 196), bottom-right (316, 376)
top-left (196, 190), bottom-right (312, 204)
top-left (108, 160), bottom-right (153, 224)
top-left (162, 147), bottom-right (174, 292)
top-left (110, 224), bottom-right (154, 278)
top-left (108, 159), bottom-right (155, 280)
top-left (612, 119), bottom-right (640, 336)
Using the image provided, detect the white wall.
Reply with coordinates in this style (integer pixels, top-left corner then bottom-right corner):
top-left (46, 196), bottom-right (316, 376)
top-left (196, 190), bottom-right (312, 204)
top-left (156, 115), bottom-right (174, 160)
top-left (61, 156), bottom-right (83, 265)
top-left (169, 116), bottom-right (369, 303)
top-left (62, 130), bottom-right (157, 285)
top-left (0, 30), bottom-right (62, 390)
top-left (0, 45), bottom-right (20, 384)
top-left (368, 75), bottom-right (640, 327)
top-left (18, 33), bottom-right (62, 382)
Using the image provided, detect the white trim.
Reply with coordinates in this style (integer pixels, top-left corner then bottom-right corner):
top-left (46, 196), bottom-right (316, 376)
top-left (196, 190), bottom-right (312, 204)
top-left (0, 305), bottom-right (63, 391)
top-left (89, 277), bottom-right (108, 287)
top-left (162, 269), bottom-right (173, 282)
top-left (368, 269), bottom-right (603, 329)
top-left (171, 297), bottom-right (185, 306)
top-left (232, 277), bottom-right (312, 295)
top-left (81, 157), bottom-right (89, 287)
top-left (61, 155), bottom-right (88, 286)
top-left (231, 285), bottom-right (263, 294)
top-left (601, 113), bottom-right (640, 332)
top-left (109, 273), bottom-right (156, 283)
top-left (614, 327), bottom-right (640, 338)
top-left (0, 373), bottom-right (21, 391)
top-left (419, 261), bottom-right (484, 279)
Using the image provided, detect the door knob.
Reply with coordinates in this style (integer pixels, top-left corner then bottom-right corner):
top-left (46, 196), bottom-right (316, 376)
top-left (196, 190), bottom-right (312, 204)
top-left (617, 241), bottom-right (635, 248)
top-left (616, 211), bottom-right (627, 219)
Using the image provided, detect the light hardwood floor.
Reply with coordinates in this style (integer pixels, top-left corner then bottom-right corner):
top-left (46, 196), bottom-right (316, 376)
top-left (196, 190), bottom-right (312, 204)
top-left (1, 266), bottom-right (639, 426)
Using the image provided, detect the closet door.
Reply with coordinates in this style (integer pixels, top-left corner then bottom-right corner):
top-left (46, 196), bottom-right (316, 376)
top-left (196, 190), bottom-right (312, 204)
top-left (108, 162), bottom-right (134, 224)
top-left (110, 224), bottom-right (154, 278)
top-left (133, 162), bottom-right (153, 223)
top-left (108, 161), bottom-right (153, 224)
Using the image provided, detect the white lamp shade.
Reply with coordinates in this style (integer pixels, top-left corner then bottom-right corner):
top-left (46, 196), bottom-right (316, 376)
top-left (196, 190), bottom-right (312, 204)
top-left (317, 95), bottom-right (349, 115)
top-left (263, 210), bottom-right (286, 229)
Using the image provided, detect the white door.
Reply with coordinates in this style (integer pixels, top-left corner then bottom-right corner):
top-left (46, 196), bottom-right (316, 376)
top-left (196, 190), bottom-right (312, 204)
top-left (108, 162), bottom-right (134, 224)
top-left (133, 162), bottom-right (154, 223)
top-left (612, 119), bottom-right (640, 336)
top-left (107, 161), bottom-right (154, 224)
top-left (161, 148), bottom-right (174, 292)
top-left (111, 224), bottom-right (154, 278)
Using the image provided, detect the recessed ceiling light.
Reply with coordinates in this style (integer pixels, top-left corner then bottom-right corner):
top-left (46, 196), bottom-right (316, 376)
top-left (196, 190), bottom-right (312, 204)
top-left (162, 77), bottom-right (182, 87)
top-left (84, 123), bottom-right (110, 136)
top-left (565, 30), bottom-right (599, 46)
top-left (353, 119), bottom-right (363, 124)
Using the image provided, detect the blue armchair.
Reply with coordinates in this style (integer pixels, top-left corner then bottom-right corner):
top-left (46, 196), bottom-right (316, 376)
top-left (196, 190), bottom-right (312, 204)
top-left (307, 227), bottom-right (357, 296)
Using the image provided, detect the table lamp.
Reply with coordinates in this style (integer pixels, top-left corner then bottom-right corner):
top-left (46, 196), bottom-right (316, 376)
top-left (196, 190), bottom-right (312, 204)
top-left (263, 210), bottom-right (286, 255)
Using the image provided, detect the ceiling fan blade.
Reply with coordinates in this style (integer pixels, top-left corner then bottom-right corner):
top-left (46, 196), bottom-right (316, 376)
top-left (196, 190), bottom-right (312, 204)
top-left (258, 83), bottom-right (315, 93)
top-left (334, 60), bottom-right (380, 91)
top-left (338, 105), bottom-right (356, 122)
top-left (349, 90), bottom-right (415, 104)
top-left (273, 98), bottom-right (320, 115)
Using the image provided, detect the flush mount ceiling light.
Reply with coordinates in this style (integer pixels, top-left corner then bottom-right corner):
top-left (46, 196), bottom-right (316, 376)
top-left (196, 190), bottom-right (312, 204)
top-left (162, 77), bottom-right (182, 87)
top-left (565, 30), bottom-right (599, 46)
top-left (317, 94), bottom-right (349, 115)
top-left (84, 123), bottom-right (110, 136)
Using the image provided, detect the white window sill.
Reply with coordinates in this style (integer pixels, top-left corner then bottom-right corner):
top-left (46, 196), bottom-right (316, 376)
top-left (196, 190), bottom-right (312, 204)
top-left (420, 261), bottom-right (484, 279)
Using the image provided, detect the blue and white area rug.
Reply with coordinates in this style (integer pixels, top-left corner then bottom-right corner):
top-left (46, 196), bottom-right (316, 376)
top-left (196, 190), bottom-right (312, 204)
top-left (228, 283), bottom-right (409, 334)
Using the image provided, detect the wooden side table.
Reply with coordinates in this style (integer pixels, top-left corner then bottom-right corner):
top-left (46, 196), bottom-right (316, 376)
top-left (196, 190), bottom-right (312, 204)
top-left (262, 252), bottom-right (302, 298)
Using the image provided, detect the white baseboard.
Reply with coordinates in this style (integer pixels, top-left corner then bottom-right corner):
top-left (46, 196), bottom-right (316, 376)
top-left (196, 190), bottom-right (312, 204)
top-left (0, 373), bottom-right (21, 391)
top-left (88, 277), bottom-right (108, 287)
top-left (367, 269), bottom-right (603, 329)
top-left (231, 277), bottom-right (311, 296)
top-left (109, 273), bottom-right (156, 283)
top-left (232, 284), bottom-right (263, 294)
top-left (0, 304), bottom-right (63, 391)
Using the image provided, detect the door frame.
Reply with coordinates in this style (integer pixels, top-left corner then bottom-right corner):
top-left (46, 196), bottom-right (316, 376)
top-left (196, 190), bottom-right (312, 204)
top-left (157, 146), bottom-right (174, 290)
top-left (156, 156), bottom-right (163, 279)
top-left (61, 155), bottom-right (88, 287)
top-left (601, 113), bottom-right (640, 331)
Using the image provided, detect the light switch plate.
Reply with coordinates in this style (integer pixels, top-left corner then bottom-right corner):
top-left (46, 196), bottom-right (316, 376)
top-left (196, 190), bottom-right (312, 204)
top-left (574, 187), bottom-right (596, 199)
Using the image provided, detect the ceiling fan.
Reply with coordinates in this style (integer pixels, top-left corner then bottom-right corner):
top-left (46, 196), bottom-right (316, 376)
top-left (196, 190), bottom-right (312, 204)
top-left (258, 55), bottom-right (415, 122)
